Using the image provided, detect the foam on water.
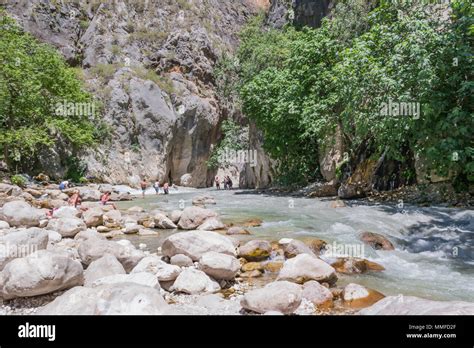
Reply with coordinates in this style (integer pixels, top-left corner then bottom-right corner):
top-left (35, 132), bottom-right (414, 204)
top-left (117, 188), bottom-right (474, 302)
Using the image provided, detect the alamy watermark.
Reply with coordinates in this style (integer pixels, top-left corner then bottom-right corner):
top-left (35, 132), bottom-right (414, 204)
top-left (379, 98), bottom-right (421, 119)
top-left (324, 241), bottom-right (366, 258)
top-left (53, 100), bottom-right (95, 117)
top-left (217, 148), bottom-right (258, 168)
top-left (0, 243), bottom-right (39, 259)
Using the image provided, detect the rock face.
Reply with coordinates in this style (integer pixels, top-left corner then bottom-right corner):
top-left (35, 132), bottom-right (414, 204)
top-left (172, 268), bottom-right (220, 295)
top-left (38, 283), bottom-right (169, 315)
top-left (161, 230), bottom-right (236, 261)
top-left (3, 0), bottom-right (272, 188)
top-left (277, 254), bottom-right (337, 285)
top-left (0, 201), bottom-right (44, 227)
top-left (359, 295), bottom-right (474, 315)
top-left (199, 251), bottom-right (240, 280)
top-left (0, 250), bottom-right (83, 300)
top-left (241, 281), bottom-right (302, 314)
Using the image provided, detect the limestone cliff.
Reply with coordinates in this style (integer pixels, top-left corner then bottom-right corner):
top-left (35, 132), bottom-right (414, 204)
top-left (3, 0), bottom-right (270, 187)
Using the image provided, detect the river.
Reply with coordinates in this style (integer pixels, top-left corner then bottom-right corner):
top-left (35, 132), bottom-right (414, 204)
top-left (116, 187), bottom-right (474, 303)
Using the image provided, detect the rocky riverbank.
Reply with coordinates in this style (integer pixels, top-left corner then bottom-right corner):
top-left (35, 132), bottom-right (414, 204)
top-left (1, 181), bottom-right (473, 315)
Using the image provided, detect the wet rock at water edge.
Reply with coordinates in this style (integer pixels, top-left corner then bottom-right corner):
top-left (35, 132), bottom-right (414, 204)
top-left (279, 238), bottom-right (316, 258)
top-left (331, 257), bottom-right (385, 274)
top-left (177, 207), bottom-right (218, 230)
top-left (302, 280), bottom-right (334, 310)
top-left (226, 226), bottom-right (251, 235)
top-left (342, 283), bottom-right (385, 309)
top-left (161, 230), bottom-right (236, 261)
top-left (359, 231), bottom-right (395, 250)
top-left (238, 240), bottom-right (272, 261)
top-left (277, 253), bottom-right (337, 285)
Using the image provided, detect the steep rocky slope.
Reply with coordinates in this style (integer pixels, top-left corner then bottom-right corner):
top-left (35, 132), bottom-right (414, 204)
top-left (3, 0), bottom-right (270, 187)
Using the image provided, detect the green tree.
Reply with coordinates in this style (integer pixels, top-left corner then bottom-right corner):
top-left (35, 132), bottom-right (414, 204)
top-left (0, 11), bottom-right (101, 173)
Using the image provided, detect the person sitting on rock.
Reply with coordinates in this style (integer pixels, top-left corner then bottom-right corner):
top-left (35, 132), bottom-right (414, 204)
top-left (100, 191), bottom-right (116, 209)
top-left (68, 190), bottom-right (82, 208)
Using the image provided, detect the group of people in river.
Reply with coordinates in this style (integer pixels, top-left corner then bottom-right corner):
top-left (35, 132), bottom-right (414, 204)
top-left (140, 179), bottom-right (174, 197)
top-left (215, 175), bottom-right (233, 190)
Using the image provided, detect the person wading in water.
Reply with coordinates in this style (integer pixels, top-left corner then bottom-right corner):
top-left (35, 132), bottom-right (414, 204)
top-left (140, 179), bottom-right (148, 198)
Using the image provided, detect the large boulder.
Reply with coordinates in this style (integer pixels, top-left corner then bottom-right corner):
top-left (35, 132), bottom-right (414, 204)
top-left (53, 206), bottom-right (82, 219)
top-left (0, 250), bottom-right (83, 300)
top-left (161, 230), bottom-right (236, 261)
top-left (241, 281), bottom-right (302, 315)
top-left (47, 217), bottom-right (87, 238)
top-left (82, 207), bottom-right (104, 227)
top-left (359, 295), bottom-right (474, 315)
top-left (279, 238), bottom-right (315, 258)
top-left (153, 212), bottom-right (177, 229)
top-left (103, 210), bottom-right (123, 228)
top-left (78, 238), bottom-right (145, 272)
top-left (359, 232), bottom-right (395, 250)
top-left (177, 207), bottom-right (217, 230)
top-left (83, 254), bottom-right (126, 286)
top-left (277, 254), bottom-right (337, 285)
top-left (90, 272), bottom-right (160, 290)
top-left (302, 280), bottom-right (333, 309)
top-left (199, 251), bottom-right (240, 280)
top-left (238, 240), bottom-right (272, 261)
top-left (0, 183), bottom-right (22, 196)
top-left (0, 227), bottom-right (49, 270)
top-left (169, 210), bottom-right (182, 224)
top-left (131, 256), bottom-right (181, 281)
top-left (172, 268), bottom-right (220, 295)
top-left (38, 283), bottom-right (169, 315)
top-left (0, 201), bottom-right (44, 227)
top-left (197, 217), bottom-right (225, 231)
top-left (0, 220), bottom-right (10, 229)
top-left (77, 187), bottom-right (101, 201)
